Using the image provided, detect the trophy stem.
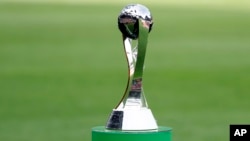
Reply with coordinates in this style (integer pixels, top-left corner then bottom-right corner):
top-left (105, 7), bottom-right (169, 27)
top-left (133, 21), bottom-right (148, 79)
top-left (106, 19), bottom-right (158, 130)
top-left (118, 19), bottom-right (150, 109)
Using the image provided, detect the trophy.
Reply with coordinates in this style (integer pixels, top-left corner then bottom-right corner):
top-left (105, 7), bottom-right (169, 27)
top-left (106, 3), bottom-right (157, 131)
top-left (92, 4), bottom-right (172, 141)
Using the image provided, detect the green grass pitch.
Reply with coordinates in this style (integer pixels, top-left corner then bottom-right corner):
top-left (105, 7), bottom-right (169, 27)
top-left (0, 1), bottom-right (250, 141)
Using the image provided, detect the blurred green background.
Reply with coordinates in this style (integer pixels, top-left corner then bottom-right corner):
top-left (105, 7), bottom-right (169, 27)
top-left (0, 0), bottom-right (250, 141)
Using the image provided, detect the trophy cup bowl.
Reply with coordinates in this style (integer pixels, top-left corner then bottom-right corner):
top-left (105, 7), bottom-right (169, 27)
top-left (118, 4), bottom-right (153, 40)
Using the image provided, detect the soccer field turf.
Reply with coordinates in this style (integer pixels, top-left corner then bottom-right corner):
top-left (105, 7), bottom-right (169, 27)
top-left (0, 1), bottom-right (250, 141)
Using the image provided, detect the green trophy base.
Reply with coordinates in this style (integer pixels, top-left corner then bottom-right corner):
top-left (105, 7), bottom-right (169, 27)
top-left (92, 126), bottom-right (172, 141)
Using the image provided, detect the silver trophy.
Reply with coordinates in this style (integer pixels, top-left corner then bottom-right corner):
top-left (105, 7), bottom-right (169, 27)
top-left (106, 4), bottom-right (158, 131)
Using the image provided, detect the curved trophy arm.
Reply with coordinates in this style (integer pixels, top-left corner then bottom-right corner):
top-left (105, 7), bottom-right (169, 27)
top-left (116, 19), bottom-right (149, 109)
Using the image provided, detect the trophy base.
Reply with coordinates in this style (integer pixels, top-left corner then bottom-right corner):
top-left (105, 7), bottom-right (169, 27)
top-left (106, 108), bottom-right (158, 130)
top-left (92, 126), bottom-right (172, 141)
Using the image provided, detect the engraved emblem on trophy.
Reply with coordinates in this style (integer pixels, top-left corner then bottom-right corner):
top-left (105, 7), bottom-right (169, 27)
top-left (106, 4), bottom-right (158, 131)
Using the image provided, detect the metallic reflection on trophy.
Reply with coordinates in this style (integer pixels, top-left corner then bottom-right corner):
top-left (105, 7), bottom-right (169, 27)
top-left (106, 4), bottom-right (158, 130)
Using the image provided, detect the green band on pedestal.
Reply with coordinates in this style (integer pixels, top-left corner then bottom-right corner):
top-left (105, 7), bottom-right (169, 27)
top-left (92, 126), bottom-right (172, 141)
